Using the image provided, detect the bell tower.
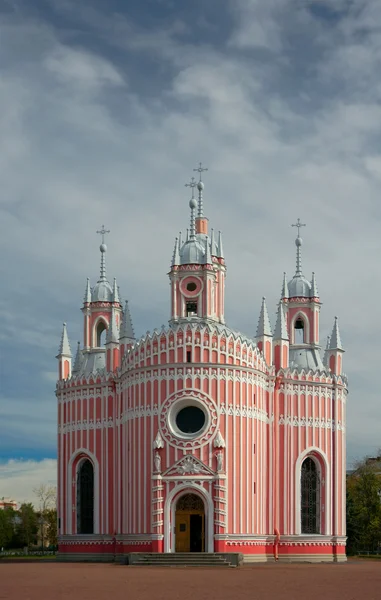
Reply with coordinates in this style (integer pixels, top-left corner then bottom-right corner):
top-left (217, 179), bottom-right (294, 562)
top-left (169, 164), bottom-right (226, 325)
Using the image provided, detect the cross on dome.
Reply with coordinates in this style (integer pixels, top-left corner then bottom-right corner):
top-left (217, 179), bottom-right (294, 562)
top-left (291, 218), bottom-right (306, 238)
top-left (185, 176), bottom-right (197, 198)
top-left (193, 162), bottom-right (208, 182)
top-left (96, 225), bottom-right (110, 245)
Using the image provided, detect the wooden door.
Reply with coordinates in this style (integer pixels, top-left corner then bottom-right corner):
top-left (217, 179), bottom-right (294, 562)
top-left (175, 512), bottom-right (190, 552)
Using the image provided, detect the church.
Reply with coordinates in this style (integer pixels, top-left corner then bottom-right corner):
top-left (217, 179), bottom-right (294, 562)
top-left (56, 166), bottom-right (348, 563)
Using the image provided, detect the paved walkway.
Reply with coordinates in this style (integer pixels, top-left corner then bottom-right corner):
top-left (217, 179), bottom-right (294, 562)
top-left (1, 560), bottom-right (380, 600)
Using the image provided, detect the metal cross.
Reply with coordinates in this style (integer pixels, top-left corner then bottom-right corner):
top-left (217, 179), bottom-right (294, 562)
top-left (193, 162), bottom-right (208, 181)
top-left (185, 176), bottom-right (197, 198)
top-left (291, 218), bottom-right (306, 237)
top-left (96, 225), bottom-right (110, 243)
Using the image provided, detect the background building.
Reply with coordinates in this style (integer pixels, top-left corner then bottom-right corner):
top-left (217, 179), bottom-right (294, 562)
top-left (56, 168), bottom-right (348, 562)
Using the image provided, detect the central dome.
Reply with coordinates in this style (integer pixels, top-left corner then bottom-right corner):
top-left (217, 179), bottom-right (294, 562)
top-left (288, 274), bottom-right (311, 298)
top-left (92, 280), bottom-right (113, 302)
top-left (180, 239), bottom-right (205, 265)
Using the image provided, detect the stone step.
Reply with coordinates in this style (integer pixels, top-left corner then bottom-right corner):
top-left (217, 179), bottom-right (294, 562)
top-left (124, 552), bottom-right (241, 567)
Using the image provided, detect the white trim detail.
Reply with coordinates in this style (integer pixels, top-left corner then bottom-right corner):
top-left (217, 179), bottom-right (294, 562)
top-left (164, 484), bottom-right (214, 553)
top-left (295, 447), bottom-right (331, 536)
top-left (67, 448), bottom-right (100, 535)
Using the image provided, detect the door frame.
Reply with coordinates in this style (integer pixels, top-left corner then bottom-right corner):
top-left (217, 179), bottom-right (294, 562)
top-left (164, 485), bottom-right (214, 553)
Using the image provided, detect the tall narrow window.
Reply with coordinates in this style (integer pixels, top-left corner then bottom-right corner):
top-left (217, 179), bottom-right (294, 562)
top-left (186, 351), bottom-right (192, 363)
top-left (77, 459), bottom-right (94, 534)
top-left (294, 318), bottom-right (305, 343)
top-left (301, 457), bottom-right (320, 534)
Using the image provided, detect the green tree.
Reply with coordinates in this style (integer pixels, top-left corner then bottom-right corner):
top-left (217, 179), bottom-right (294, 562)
top-left (16, 503), bottom-right (38, 547)
top-left (0, 508), bottom-right (15, 549)
top-left (347, 458), bottom-right (381, 553)
top-left (45, 508), bottom-right (58, 547)
top-left (33, 484), bottom-right (56, 551)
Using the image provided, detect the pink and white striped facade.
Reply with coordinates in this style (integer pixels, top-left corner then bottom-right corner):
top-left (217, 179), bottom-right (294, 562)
top-left (56, 177), bottom-right (348, 563)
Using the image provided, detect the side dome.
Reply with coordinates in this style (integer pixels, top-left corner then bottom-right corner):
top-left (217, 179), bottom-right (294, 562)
top-left (92, 280), bottom-right (113, 302)
top-left (180, 239), bottom-right (205, 265)
top-left (288, 274), bottom-right (311, 298)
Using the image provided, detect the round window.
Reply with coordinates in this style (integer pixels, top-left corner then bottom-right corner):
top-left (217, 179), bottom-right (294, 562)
top-left (176, 406), bottom-right (205, 434)
top-left (186, 282), bottom-right (197, 292)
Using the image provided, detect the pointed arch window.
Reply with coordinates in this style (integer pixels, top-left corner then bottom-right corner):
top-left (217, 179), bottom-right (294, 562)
top-left (96, 321), bottom-right (107, 347)
top-left (301, 457), bottom-right (320, 534)
top-left (77, 459), bottom-right (94, 534)
top-left (294, 317), bottom-right (305, 344)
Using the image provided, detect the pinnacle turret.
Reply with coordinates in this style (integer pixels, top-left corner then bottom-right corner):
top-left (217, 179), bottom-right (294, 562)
top-left (204, 236), bottom-right (212, 264)
top-left (84, 278), bottom-right (91, 304)
top-left (172, 237), bottom-right (180, 266)
top-left (329, 317), bottom-right (344, 351)
top-left (323, 335), bottom-right (331, 366)
top-left (311, 272), bottom-right (319, 298)
top-left (217, 231), bottom-right (224, 259)
top-left (274, 303), bottom-right (289, 341)
top-left (106, 308), bottom-right (119, 344)
top-left (120, 300), bottom-right (135, 341)
top-left (210, 228), bottom-right (216, 255)
top-left (56, 323), bottom-right (71, 357)
top-left (281, 272), bottom-right (289, 299)
top-left (112, 277), bottom-right (120, 303)
top-left (72, 342), bottom-right (83, 374)
top-left (256, 297), bottom-right (272, 338)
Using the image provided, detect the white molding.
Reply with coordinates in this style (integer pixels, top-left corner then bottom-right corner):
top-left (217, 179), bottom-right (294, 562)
top-left (67, 448), bottom-right (100, 535)
top-left (164, 484), bottom-right (214, 553)
top-left (294, 447), bottom-right (330, 536)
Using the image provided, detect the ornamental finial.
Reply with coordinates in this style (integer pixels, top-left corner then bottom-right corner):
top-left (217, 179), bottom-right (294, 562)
top-left (185, 177), bottom-right (197, 239)
top-left (193, 162), bottom-right (208, 217)
top-left (291, 218), bottom-right (306, 276)
top-left (96, 225), bottom-right (110, 281)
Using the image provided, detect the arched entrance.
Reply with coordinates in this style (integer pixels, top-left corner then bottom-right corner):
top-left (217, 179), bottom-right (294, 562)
top-left (175, 493), bottom-right (205, 552)
top-left (77, 459), bottom-right (94, 534)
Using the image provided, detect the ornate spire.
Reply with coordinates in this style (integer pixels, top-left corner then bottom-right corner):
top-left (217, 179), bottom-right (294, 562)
top-left (72, 341), bottom-right (83, 374)
top-left (274, 303), bottom-right (289, 341)
top-left (193, 162), bottom-right (208, 218)
top-left (120, 300), bottom-right (135, 341)
top-left (311, 272), bottom-right (319, 298)
top-left (281, 272), bottom-right (289, 299)
top-left (106, 308), bottom-right (119, 344)
top-left (185, 177), bottom-right (197, 239)
top-left (83, 278), bottom-right (91, 304)
top-left (112, 277), bottom-right (120, 303)
top-left (172, 237), bottom-right (180, 266)
top-left (178, 231), bottom-right (182, 249)
top-left (256, 297), bottom-right (272, 338)
top-left (57, 323), bottom-right (71, 357)
top-left (291, 218), bottom-right (306, 276)
top-left (329, 317), bottom-right (344, 351)
top-left (217, 231), bottom-right (224, 259)
top-left (96, 225), bottom-right (110, 282)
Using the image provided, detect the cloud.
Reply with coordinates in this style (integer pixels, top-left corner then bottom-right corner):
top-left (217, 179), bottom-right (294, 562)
top-left (0, 1), bottom-right (381, 469)
top-left (0, 459), bottom-right (57, 506)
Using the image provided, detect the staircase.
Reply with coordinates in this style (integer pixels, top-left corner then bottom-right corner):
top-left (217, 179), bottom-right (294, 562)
top-left (123, 552), bottom-right (241, 567)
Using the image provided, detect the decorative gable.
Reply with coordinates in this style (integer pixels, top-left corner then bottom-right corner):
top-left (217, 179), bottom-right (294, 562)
top-left (162, 454), bottom-right (215, 477)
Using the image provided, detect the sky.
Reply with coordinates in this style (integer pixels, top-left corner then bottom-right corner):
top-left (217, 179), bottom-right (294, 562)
top-left (1, 0), bottom-right (381, 505)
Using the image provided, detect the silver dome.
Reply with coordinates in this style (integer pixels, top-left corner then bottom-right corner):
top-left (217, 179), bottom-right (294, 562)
top-left (92, 280), bottom-right (113, 302)
top-left (288, 275), bottom-right (312, 298)
top-left (180, 239), bottom-right (205, 265)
